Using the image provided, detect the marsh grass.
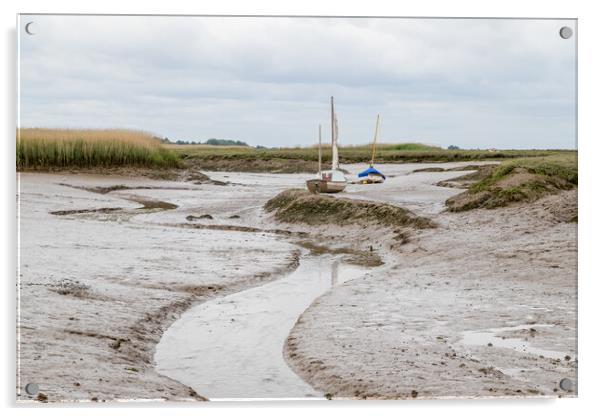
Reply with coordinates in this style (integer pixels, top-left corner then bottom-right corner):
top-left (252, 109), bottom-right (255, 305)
top-left (446, 153), bottom-right (577, 211)
top-left (17, 128), bottom-right (178, 169)
top-left (490, 154), bottom-right (577, 185)
top-left (174, 141), bottom-right (572, 173)
top-left (265, 189), bottom-right (436, 229)
top-left (171, 142), bottom-right (569, 165)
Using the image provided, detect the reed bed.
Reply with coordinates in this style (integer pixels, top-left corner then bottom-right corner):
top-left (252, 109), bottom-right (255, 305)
top-left (17, 128), bottom-right (178, 169)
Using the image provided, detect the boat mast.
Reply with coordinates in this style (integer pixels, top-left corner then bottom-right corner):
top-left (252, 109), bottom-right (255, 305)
top-left (370, 114), bottom-right (380, 167)
top-left (330, 96), bottom-right (339, 170)
top-left (318, 124), bottom-right (322, 175)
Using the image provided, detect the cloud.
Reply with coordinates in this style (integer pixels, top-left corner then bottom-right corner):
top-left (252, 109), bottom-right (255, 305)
top-left (18, 15), bottom-right (576, 148)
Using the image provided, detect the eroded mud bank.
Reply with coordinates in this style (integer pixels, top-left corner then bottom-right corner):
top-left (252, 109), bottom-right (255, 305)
top-left (284, 187), bottom-right (577, 399)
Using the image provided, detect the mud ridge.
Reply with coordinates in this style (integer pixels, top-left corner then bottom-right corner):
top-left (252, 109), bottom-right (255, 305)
top-left (50, 207), bottom-right (122, 216)
top-left (58, 182), bottom-right (202, 194)
top-left (163, 222), bottom-right (310, 237)
top-left (124, 196), bottom-right (178, 210)
top-left (265, 189), bottom-right (436, 229)
top-left (50, 197), bottom-right (178, 216)
top-left (296, 241), bottom-right (383, 267)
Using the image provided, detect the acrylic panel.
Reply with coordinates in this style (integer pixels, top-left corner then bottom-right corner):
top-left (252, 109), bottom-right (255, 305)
top-left (16, 14), bottom-right (577, 402)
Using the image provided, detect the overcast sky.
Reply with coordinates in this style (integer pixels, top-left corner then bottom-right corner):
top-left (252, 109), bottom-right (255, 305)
top-left (18, 15), bottom-right (576, 149)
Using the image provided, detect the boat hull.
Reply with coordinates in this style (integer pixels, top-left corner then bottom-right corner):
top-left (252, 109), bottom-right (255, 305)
top-left (358, 174), bottom-right (385, 184)
top-left (306, 179), bottom-right (346, 194)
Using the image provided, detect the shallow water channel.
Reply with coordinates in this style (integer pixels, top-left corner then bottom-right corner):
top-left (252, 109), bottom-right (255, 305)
top-left (155, 254), bottom-right (371, 400)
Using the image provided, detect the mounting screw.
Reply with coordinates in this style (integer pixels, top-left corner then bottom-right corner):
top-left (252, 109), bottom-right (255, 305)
top-left (559, 378), bottom-right (573, 391)
top-left (24, 22), bottom-right (36, 35)
top-left (25, 383), bottom-right (39, 395)
top-left (559, 26), bottom-right (573, 39)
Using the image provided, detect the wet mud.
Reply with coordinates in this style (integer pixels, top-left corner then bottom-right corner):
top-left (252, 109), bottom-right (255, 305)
top-left (18, 162), bottom-right (576, 401)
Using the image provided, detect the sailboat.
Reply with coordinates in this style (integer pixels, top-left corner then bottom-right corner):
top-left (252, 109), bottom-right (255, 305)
top-left (357, 114), bottom-right (386, 184)
top-left (306, 97), bottom-right (347, 194)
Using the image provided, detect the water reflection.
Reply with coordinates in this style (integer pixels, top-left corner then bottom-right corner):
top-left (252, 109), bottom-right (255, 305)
top-left (331, 259), bottom-right (339, 287)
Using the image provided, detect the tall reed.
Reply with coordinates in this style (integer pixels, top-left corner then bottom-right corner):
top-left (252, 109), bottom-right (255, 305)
top-left (17, 128), bottom-right (178, 169)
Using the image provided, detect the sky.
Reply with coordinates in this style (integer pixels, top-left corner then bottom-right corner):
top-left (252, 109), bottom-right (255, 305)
top-left (18, 15), bottom-right (576, 149)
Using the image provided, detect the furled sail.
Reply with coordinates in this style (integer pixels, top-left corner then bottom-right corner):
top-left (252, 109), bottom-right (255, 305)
top-left (332, 111), bottom-right (339, 169)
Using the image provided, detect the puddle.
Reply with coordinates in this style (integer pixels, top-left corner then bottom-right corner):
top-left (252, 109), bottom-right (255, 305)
top-left (460, 324), bottom-right (567, 360)
top-left (155, 255), bottom-right (371, 400)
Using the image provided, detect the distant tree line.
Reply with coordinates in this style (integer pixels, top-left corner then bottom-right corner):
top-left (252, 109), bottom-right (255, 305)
top-left (205, 138), bottom-right (249, 146)
top-left (160, 137), bottom-right (250, 146)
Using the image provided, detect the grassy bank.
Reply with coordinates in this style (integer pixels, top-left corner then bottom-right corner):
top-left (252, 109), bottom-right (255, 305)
top-left (265, 189), bottom-right (436, 229)
top-left (172, 143), bottom-right (568, 169)
top-left (17, 128), bottom-right (575, 174)
top-left (17, 129), bottom-right (179, 170)
top-left (183, 156), bottom-right (319, 174)
top-left (445, 153), bottom-right (577, 212)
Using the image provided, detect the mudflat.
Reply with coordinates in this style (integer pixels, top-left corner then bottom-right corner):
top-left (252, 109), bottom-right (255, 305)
top-left (17, 161), bottom-right (576, 402)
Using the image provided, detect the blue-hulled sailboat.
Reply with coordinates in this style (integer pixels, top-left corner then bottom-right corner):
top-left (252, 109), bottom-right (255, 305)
top-left (358, 114), bottom-right (386, 184)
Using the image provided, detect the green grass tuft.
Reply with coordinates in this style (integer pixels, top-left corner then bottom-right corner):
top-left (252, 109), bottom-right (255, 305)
top-left (446, 153), bottom-right (577, 211)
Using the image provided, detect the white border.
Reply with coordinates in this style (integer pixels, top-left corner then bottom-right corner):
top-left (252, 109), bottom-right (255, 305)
top-left (2, 1), bottom-right (600, 415)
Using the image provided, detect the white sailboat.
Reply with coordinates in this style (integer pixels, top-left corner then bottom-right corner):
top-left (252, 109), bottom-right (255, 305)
top-left (306, 97), bottom-right (347, 194)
